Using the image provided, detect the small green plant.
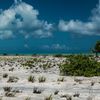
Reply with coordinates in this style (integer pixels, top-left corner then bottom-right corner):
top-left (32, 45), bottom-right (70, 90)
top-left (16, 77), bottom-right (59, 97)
top-left (5, 92), bottom-right (15, 97)
top-left (33, 87), bottom-right (42, 94)
top-left (61, 94), bottom-right (72, 100)
top-left (38, 76), bottom-right (46, 83)
top-left (42, 63), bottom-right (52, 70)
top-left (87, 96), bottom-right (93, 100)
top-left (25, 97), bottom-right (31, 100)
top-left (9, 68), bottom-right (14, 71)
top-left (91, 81), bottom-right (95, 86)
top-left (7, 76), bottom-right (19, 83)
top-left (73, 92), bottom-right (80, 97)
top-left (3, 73), bottom-right (8, 78)
top-left (0, 96), bottom-right (2, 100)
top-left (57, 77), bottom-right (64, 82)
top-left (42, 64), bottom-right (48, 70)
top-left (45, 95), bottom-right (52, 100)
top-left (28, 75), bottom-right (35, 83)
top-left (22, 60), bottom-right (35, 68)
top-left (3, 86), bottom-right (15, 97)
top-left (3, 87), bottom-right (12, 92)
top-left (54, 90), bottom-right (59, 95)
top-left (74, 78), bottom-right (82, 83)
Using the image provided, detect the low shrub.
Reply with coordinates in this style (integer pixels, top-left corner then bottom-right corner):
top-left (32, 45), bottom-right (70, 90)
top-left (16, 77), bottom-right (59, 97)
top-left (61, 94), bottom-right (72, 100)
top-left (25, 97), bottom-right (31, 100)
top-left (3, 73), bottom-right (8, 78)
top-left (28, 75), bottom-right (35, 83)
top-left (57, 77), bottom-right (64, 82)
top-left (3, 87), bottom-right (12, 92)
top-left (5, 92), bottom-right (15, 97)
top-left (60, 55), bottom-right (100, 77)
top-left (7, 76), bottom-right (19, 83)
top-left (33, 87), bottom-right (42, 94)
top-left (44, 95), bottom-right (52, 100)
top-left (3, 86), bottom-right (16, 97)
top-left (54, 90), bottom-right (59, 95)
top-left (38, 76), bottom-right (46, 83)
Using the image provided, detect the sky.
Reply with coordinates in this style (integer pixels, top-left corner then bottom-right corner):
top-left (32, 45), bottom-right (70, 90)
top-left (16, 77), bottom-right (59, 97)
top-left (0, 0), bottom-right (100, 54)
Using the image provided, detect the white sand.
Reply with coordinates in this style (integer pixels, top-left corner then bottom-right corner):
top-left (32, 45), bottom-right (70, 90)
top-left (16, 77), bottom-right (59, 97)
top-left (0, 56), bottom-right (100, 100)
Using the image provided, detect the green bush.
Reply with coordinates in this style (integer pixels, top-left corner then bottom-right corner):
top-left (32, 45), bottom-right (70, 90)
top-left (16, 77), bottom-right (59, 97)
top-left (60, 55), bottom-right (100, 77)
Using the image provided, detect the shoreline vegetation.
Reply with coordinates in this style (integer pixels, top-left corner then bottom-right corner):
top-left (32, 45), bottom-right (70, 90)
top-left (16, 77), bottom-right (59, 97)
top-left (0, 53), bottom-right (98, 57)
top-left (0, 54), bottom-right (100, 77)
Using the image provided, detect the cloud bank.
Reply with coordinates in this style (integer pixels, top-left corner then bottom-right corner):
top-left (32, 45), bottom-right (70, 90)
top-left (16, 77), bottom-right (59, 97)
top-left (59, 0), bottom-right (100, 36)
top-left (0, 0), bottom-right (100, 40)
top-left (42, 44), bottom-right (71, 50)
top-left (0, 0), bottom-right (53, 39)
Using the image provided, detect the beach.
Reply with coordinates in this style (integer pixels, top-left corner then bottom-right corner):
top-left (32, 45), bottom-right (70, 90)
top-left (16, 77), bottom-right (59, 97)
top-left (0, 55), bottom-right (99, 100)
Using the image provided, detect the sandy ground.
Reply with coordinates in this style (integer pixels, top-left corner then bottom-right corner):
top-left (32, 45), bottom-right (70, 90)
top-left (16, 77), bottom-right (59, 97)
top-left (0, 56), bottom-right (100, 100)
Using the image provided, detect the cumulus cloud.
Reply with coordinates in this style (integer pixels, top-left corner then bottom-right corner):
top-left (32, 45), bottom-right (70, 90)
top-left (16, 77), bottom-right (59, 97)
top-left (52, 44), bottom-right (66, 50)
top-left (0, 30), bottom-right (14, 39)
top-left (24, 44), bottom-right (29, 48)
top-left (42, 44), bottom-right (69, 50)
top-left (59, 0), bottom-right (100, 36)
top-left (0, 0), bottom-right (53, 39)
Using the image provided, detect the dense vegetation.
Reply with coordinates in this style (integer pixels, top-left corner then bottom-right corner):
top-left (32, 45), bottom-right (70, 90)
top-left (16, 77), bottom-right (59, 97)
top-left (60, 55), bottom-right (100, 77)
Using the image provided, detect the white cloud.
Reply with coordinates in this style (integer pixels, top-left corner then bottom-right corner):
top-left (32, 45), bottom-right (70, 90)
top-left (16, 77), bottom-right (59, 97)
top-left (59, 0), bottom-right (100, 36)
top-left (24, 44), bottom-right (29, 48)
top-left (42, 44), bottom-right (67, 50)
top-left (42, 44), bottom-right (81, 51)
top-left (33, 29), bottom-right (52, 38)
top-left (52, 44), bottom-right (66, 50)
top-left (0, 0), bottom-right (53, 39)
top-left (0, 30), bottom-right (14, 39)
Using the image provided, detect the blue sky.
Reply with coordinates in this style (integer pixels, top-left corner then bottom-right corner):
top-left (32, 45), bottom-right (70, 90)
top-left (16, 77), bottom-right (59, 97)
top-left (0, 0), bottom-right (100, 54)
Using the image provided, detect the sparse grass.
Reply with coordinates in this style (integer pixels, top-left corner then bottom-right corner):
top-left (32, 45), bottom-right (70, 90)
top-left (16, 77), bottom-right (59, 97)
top-left (42, 63), bottom-right (52, 70)
top-left (0, 96), bottom-right (2, 100)
top-left (74, 78), bottom-right (82, 83)
top-left (25, 97), bottom-right (31, 100)
top-left (33, 87), bottom-right (42, 94)
top-left (3, 87), bottom-right (12, 92)
top-left (3, 73), bottom-right (8, 78)
top-left (44, 95), bottom-right (52, 100)
top-left (28, 75), bottom-right (35, 83)
top-left (22, 59), bottom-right (36, 68)
top-left (12, 89), bottom-right (22, 93)
top-left (7, 76), bottom-right (19, 83)
top-left (87, 96), bottom-right (93, 100)
top-left (54, 90), bottom-right (59, 95)
top-left (42, 64), bottom-right (48, 70)
top-left (38, 76), bottom-right (46, 83)
top-left (9, 68), bottom-right (14, 71)
top-left (73, 92), bottom-right (80, 97)
top-left (91, 81), bottom-right (95, 86)
top-left (57, 77), bottom-right (64, 82)
top-left (5, 92), bottom-right (15, 97)
top-left (61, 94), bottom-right (72, 100)
top-left (3, 86), bottom-right (16, 97)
